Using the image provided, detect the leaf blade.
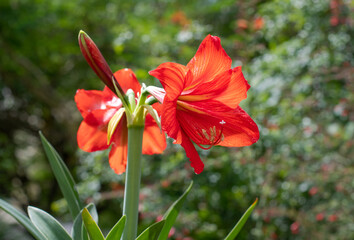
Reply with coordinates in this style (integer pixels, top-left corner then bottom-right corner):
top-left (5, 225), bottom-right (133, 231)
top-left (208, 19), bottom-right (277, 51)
top-left (224, 198), bottom-right (258, 240)
top-left (0, 199), bottom-right (46, 240)
top-left (72, 203), bottom-right (98, 240)
top-left (136, 220), bottom-right (165, 240)
top-left (81, 208), bottom-right (105, 240)
top-left (28, 206), bottom-right (72, 240)
top-left (105, 215), bottom-right (126, 240)
top-left (39, 132), bottom-right (82, 218)
top-left (157, 181), bottom-right (193, 240)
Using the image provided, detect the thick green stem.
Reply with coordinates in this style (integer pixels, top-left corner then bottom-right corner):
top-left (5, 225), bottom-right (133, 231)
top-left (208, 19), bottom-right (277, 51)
top-left (122, 126), bottom-right (144, 240)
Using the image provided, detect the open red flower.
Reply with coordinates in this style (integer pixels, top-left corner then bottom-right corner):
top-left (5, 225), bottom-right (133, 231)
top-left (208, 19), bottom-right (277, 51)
top-left (148, 35), bottom-right (259, 174)
top-left (76, 68), bottom-right (166, 174)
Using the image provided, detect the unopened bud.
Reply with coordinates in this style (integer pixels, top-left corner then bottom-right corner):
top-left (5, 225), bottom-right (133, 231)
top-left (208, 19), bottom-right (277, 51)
top-left (78, 30), bottom-right (116, 92)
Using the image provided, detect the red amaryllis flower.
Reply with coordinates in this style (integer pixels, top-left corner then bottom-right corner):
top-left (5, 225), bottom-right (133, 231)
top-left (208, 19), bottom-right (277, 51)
top-left (76, 68), bottom-right (166, 174)
top-left (148, 35), bottom-right (259, 174)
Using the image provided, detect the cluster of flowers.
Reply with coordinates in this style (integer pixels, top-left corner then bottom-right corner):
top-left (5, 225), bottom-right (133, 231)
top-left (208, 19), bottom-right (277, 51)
top-left (76, 32), bottom-right (259, 175)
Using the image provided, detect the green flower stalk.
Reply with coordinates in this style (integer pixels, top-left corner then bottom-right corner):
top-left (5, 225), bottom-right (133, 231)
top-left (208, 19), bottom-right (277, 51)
top-left (77, 32), bottom-right (166, 239)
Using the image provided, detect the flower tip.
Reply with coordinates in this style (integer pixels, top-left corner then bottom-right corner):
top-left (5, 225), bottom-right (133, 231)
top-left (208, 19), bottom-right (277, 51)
top-left (78, 30), bottom-right (88, 44)
top-left (193, 164), bottom-right (204, 174)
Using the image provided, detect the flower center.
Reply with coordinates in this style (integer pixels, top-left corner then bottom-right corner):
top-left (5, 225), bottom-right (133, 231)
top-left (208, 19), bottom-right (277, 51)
top-left (195, 121), bottom-right (225, 150)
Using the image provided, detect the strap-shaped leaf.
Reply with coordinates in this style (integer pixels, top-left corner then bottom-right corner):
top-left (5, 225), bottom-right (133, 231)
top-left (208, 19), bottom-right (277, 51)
top-left (136, 220), bottom-right (165, 240)
top-left (158, 181), bottom-right (193, 240)
top-left (106, 215), bottom-right (126, 240)
top-left (0, 199), bottom-right (46, 240)
top-left (82, 208), bottom-right (105, 240)
top-left (72, 203), bottom-right (98, 240)
top-left (39, 132), bottom-right (82, 218)
top-left (28, 206), bottom-right (72, 240)
top-left (224, 198), bottom-right (258, 240)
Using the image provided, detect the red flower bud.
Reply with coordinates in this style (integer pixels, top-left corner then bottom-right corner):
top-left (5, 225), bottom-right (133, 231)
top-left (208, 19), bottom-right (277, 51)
top-left (78, 30), bottom-right (119, 93)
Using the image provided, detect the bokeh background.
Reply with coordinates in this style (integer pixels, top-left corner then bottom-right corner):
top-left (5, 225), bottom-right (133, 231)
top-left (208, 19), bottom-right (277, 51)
top-left (0, 0), bottom-right (353, 239)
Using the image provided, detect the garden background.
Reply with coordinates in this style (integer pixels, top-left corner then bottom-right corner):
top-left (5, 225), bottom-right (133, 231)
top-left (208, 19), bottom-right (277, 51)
top-left (0, 0), bottom-right (353, 239)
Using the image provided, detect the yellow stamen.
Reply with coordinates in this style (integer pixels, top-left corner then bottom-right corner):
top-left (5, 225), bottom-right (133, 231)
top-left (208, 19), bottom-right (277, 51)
top-left (202, 129), bottom-right (210, 140)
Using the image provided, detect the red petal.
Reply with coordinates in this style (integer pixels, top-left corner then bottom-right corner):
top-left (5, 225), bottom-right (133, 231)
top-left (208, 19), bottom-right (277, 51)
top-left (176, 106), bottom-right (223, 145)
top-left (77, 120), bottom-right (109, 152)
top-left (113, 68), bottom-right (141, 94)
top-left (186, 35), bottom-right (232, 86)
top-left (149, 62), bottom-right (187, 99)
top-left (75, 89), bottom-right (106, 118)
top-left (142, 115), bottom-right (166, 154)
top-left (179, 69), bottom-right (231, 101)
top-left (180, 131), bottom-right (204, 174)
top-left (217, 107), bottom-right (259, 147)
top-left (84, 108), bottom-right (117, 126)
top-left (177, 98), bottom-right (233, 115)
top-left (102, 87), bottom-right (122, 108)
top-left (109, 117), bottom-right (128, 174)
top-left (176, 101), bottom-right (259, 147)
top-left (161, 96), bottom-right (182, 143)
top-left (150, 102), bottom-right (163, 114)
top-left (214, 66), bottom-right (250, 108)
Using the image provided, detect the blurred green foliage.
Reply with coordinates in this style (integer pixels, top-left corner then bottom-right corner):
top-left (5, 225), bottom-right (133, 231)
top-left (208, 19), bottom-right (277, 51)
top-left (0, 0), bottom-right (353, 239)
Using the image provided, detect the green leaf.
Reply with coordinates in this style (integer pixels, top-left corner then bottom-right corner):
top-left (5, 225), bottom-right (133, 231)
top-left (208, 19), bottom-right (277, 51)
top-left (0, 199), bottom-right (46, 240)
top-left (82, 208), bottom-right (105, 240)
top-left (39, 131), bottom-right (82, 218)
top-left (105, 215), bottom-right (126, 240)
top-left (72, 203), bottom-right (98, 240)
top-left (157, 181), bottom-right (193, 240)
top-left (136, 220), bottom-right (165, 240)
top-left (28, 206), bottom-right (72, 240)
top-left (224, 198), bottom-right (258, 240)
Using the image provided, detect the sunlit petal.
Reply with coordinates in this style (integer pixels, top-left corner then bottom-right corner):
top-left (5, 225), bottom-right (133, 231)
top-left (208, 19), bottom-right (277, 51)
top-left (75, 89), bottom-right (106, 118)
top-left (214, 66), bottom-right (250, 108)
top-left (84, 108), bottom-right (117, 126)
top-left (180, 69), bottom-right (231, 100)
top-left (149, 62), bottom-right (187, 98)
top-left (186, 35), bottom-right (232, 86)
top-left (102, 87), bottom-right (122, 108)
top-left (217, 107), bottom-right (259, 147)
top-left (161, 96), bottom-right (182, 143)
top-left (114, 68), bottom-right (141, 94)
top-left (109, 117), bottom-right (128, 174)
top-left (180, 131), bottom-right (204, 174)
top-left (77, 120), bottom-right (109, 152)
top-left (142, 115), bottom-right (166, 154)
